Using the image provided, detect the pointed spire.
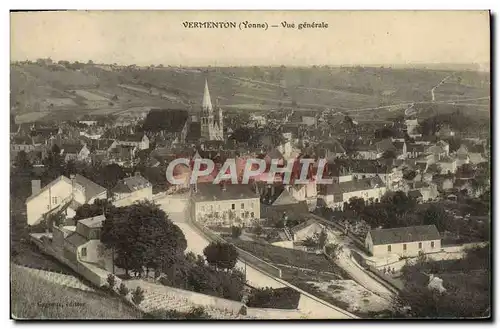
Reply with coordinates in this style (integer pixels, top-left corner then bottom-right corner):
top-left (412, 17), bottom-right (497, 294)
top-left (202, 79), bottom-right (213, 112)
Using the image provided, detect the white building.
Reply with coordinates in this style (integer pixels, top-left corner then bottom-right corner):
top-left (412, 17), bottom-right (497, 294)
top-left (26, 175), bottom-right (107, 226)
top-left (365, 225), bottom-right (441, 258)
top-left (191, 183), bottom-right (260, 227)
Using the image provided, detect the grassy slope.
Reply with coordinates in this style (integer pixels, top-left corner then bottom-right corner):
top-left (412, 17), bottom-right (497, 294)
top-left (11, 265), bottom-right (142, 320)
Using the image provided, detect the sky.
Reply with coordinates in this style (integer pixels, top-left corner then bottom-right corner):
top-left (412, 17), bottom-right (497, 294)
top-left (10, 11), bottom-right (490, 67)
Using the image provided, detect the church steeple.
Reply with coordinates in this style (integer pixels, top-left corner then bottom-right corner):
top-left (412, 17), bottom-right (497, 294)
top-left (202, 79), bottom-right (213, 112)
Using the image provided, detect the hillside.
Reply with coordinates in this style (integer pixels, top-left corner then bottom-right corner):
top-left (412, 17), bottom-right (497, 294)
top-left (11, 264), bottom-right (142, 319)
top-left (10, 62), bottom-right (490, 123)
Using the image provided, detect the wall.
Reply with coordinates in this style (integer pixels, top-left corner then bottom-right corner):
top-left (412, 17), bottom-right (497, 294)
top-left (26, 178), bottom-right (73, 225)
top-left (79, 239), bottom-right (110, 268)
top-left (372, 239), bottom-right (442, 258)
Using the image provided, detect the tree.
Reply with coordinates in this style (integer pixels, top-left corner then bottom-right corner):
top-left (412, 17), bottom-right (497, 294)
top-left (347, 197), bottom-right (365, 215)
top-left (100, 201), bottom-right (187, 277)
top-left (253, 224), bottom-right (263, 237)
top-left (203, 242), bottom-right (238, 271)
top-left (317, 230), bottom-right (328, 250)
top-left (421, 204), bottom-right (448, 232)
top-left (325, 243), bottom-right (343, 260)
top-left (107, 274), bottom-right (116, 290)
top-left (46, 212), bottom-right (64, 231)
top-left (87, 60), bottom-right (94, 65)
top-left (14, 151), bottom-right (32, 173)
top-left (118, 283), bottom-right (129, 296)
top-left (73, 199), bottom-right (114, 221)
top-left (231, 226), bottom-right (242, 239)
top-left (131, 286), bottom-right (145, 305)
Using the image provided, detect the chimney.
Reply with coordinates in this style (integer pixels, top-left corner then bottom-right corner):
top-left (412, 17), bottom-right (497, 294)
top-left (31, 180), bottom-right (41, 195)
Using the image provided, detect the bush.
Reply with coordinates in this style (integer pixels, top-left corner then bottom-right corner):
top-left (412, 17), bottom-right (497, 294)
top-left (118, 283), bottom-right (129, 296)
top-left (246, 287), bottom-right (301, 309)
top-left (107, 274), bottom-right (116, 291)
top-left (131, 286), bottom-right (145, 305)
top-left (231, 226), bottom-right (242, 239)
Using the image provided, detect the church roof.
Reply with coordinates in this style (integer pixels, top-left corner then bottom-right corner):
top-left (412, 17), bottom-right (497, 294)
top-left (202, 79), bottom-right (213, 111)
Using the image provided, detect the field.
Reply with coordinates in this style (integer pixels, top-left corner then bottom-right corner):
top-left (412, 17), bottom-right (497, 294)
top-left (11, 265), bottom-right (142, 319)
top-left (11, 62), bottom-right (490, 123)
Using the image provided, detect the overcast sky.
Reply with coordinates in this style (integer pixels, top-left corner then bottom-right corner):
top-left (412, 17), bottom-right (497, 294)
top-left (10, 11), bottom-right (490, 66)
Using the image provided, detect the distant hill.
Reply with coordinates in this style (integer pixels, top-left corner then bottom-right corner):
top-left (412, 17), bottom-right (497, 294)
top-left (10, 62), bottom-right (490, 123)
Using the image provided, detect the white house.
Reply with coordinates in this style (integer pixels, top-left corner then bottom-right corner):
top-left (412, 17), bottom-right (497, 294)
top-left (318, 176), bottom-right (387, 210)
top-left (53, 214), bottom-right (113, 272)
top-left (191, 183), bottom-right (260, 227)
top-left (365, 225), bottom-right (441, 258)
top-left (26, 174), bottom-right (107, 226)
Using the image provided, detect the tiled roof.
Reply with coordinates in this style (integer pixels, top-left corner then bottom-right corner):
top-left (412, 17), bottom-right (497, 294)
top-left (117, 134), bottom-right (145, 142)
top-left (73, 174), bottom-right (107, 201)
top-left (78, 214), bottom-right (106, 228)
top-left (368, 225), bottom-right (440, 245)
top-left (65, 232), bottom-right (88, 247)
top-left (112, 175), bottom-right (151, 193)
top-left (192, 183), bottom-right (258, 202)
top-left (325, 176), bottom-right (385, 197)
top-left (61, 144), bottom-right (82, 154)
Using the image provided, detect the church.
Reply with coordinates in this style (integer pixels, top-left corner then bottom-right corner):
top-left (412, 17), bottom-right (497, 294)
top-left (142, 79), bottom-right (224, 143)
top-left (199, 79), bottom-right (224, 141)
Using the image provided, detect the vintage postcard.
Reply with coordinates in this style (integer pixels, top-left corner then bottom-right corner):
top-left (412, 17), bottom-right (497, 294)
top-left (10, 10), bottom-right (491, 320)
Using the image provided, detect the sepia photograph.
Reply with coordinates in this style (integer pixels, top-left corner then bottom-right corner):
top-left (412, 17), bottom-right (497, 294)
top-left (9, 10), bottom-right (491, 320)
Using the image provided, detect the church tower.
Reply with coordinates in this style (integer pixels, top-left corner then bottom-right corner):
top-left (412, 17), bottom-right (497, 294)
top-left (200, 79), bottom-right (223, 141)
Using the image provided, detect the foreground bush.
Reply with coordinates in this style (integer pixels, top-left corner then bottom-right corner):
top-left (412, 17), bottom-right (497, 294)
top-left (246, 287), bottom-right (301, 309)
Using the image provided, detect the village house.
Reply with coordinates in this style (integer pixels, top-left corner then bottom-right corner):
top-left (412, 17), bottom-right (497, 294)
top-left (318, 176), bottom-right (387, 210)
top-left (190, 183), bottom-right (260, 227)
top-left (115, 133), bottom-right (150, 150)
top-left (365, 225), bottom-right (441, 258)
top-left (456, 144), bottom-right (488, 165)
top-left (26, 174), bottom-right (107, 226)
top-left (10, 136), bottom-right (39, 153)
top-left (406, 143), bottom-right (427, 159)
top-left (348, 160), bottom-right (404, 191)
top-left (60, 143), bottom-right (91, 162)
top-left (112, 173), bottom-right (153, 207)
top-left (258, 184), bottom-right (310, 222)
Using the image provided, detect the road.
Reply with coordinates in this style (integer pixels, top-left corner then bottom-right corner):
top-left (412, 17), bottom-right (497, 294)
top-left (157, 200), bottom-right (356, 318)
top-left (309, 215), bottom-right (397, 299)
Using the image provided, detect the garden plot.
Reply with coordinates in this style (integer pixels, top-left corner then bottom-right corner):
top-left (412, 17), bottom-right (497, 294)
top-left (308, 280), bottom-right (391, 314)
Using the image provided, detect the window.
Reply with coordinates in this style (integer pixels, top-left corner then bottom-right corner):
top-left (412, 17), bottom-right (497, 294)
top-left (431, 241), bottom-right (435, 248)
top-left (403, 244), bottom-right (407, 251)
top-left (387, 245), bottom-right (391, 252)
top-left (52, 197), bottom-right (58, 204)
top-left (231, 204), bottom-right (235, 210)
top-left (201, 205), bottom-right (205, 212)
top-left (81, 247), bottom-right (87, 257)
top-left (418, 242), bottom-right (422, 249)
top-left (241, 203), bottom-right (245, 210)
